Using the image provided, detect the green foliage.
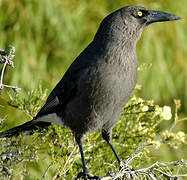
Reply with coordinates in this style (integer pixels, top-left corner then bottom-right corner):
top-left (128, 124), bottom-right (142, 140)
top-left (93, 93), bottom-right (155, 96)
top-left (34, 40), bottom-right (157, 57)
top-left (7, 84), bottom-right (48, 118)
top-left (0, 86), bottom-right (186, 179)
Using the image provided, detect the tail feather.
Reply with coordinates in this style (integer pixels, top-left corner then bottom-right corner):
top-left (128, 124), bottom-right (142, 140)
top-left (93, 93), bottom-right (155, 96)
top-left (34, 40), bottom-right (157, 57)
top-left (0, 119), bottom-right (51, 138)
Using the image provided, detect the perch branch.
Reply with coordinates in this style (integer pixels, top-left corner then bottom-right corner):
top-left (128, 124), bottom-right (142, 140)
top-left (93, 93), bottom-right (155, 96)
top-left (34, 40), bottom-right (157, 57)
top-left (0, 46), bottom-right (21, 91)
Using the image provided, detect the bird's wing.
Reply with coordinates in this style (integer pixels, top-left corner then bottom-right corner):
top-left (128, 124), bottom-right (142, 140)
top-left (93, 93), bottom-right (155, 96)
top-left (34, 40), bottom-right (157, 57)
top-left (35, 42), bottom-right (97, 118)
top-left (35, 72), bottom-right (77, 118)
top-left (35, 63), bottom-right (92, 118)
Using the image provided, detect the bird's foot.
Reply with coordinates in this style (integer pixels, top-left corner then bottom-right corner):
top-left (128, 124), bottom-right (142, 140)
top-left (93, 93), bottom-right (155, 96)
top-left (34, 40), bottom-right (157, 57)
top-left (76, 171), bottom-right (100, 180)
top-left (119, 161), bottom-right (135, 172)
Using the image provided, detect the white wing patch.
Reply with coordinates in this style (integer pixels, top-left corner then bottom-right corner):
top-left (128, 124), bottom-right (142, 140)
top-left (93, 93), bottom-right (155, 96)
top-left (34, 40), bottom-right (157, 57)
top-left (36, 113), bottom-right (64, 126)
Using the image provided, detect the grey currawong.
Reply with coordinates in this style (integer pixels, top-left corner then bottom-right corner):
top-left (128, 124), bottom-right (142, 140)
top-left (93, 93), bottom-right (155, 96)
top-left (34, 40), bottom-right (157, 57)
top-left (0, 6), bottom-right (181, 179)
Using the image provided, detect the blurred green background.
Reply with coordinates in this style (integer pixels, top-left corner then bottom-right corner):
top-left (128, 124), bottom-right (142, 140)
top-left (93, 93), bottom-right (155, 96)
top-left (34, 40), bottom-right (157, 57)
top-left (0, 0), bottom-right (186, 114)
top-left (0, 0), bottom-right (186, 179)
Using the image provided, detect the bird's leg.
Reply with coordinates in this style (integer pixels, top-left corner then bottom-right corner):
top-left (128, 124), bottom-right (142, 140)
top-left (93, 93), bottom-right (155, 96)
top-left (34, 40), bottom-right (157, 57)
top-left (78, 141), bottom-right (89, 176)
top-left (75, 135), bottom-right (99, 180)
top-left (102, 129), bottom-right (122, 166)
top-left (107, 141), bottom-right (122, 165)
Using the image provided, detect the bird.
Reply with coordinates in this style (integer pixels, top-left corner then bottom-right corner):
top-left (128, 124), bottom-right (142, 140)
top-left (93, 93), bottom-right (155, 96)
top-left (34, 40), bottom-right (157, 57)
top-left (0, 6), bottom-right (181, 179)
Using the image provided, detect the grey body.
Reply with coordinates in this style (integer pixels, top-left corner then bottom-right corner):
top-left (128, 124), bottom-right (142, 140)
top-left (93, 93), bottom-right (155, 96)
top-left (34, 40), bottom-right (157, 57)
top-left (37, 8), bottom-right (140, 137)
top-left (0, 6), bottom-right (181, 179)
top-left (63, 42), bottom-right (137, 135)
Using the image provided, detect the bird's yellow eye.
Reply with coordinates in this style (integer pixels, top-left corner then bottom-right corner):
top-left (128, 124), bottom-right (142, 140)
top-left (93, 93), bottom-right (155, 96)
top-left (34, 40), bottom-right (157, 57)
top-left (138, 11), bottom-right (143, 17)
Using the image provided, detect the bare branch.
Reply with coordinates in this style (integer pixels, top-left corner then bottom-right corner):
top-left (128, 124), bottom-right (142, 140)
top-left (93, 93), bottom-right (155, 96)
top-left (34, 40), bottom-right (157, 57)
top-left (0, 46), bottom-right (21, 91)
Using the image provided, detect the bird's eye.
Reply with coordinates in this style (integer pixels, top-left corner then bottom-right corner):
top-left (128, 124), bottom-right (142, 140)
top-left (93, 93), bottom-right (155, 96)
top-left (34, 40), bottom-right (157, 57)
top-left (137, 11), bottom-right (143, 17)
top-left (132, 10), bottom-right (149, 19)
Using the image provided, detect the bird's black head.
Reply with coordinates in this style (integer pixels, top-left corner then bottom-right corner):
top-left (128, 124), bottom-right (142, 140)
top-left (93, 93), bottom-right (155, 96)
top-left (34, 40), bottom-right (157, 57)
top-left (94, 6), bottom-right (181, 44)
top-left (120, 6), bottom-right (181, 30)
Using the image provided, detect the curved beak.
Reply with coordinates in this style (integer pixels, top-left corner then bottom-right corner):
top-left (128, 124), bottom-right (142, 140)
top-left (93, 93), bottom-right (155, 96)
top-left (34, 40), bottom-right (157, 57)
top-left (146, 10), bottom-right (181, 25)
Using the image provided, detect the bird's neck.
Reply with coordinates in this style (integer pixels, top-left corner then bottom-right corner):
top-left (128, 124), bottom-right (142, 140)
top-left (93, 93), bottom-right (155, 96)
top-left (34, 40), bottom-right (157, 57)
top-left (94, 34), bottom-right (137, 61)
top-left (94, 28), bottom-right (142, 55)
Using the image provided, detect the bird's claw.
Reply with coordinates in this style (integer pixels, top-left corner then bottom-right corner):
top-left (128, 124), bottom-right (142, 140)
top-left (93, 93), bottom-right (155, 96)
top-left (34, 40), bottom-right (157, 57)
top-left (119, 161), bottom-right (125, 170)
top-left (76, 171), bottom-right (100, 180)
top-left (119, 161), bottom-right (135, 172)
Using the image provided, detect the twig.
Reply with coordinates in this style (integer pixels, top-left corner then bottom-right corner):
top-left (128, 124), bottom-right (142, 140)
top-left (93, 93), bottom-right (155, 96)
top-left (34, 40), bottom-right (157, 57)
top-left (0, 115), bottom-right (7, 125)
top-left (136, 159), bottom-right (187, 179)
top-left (52, 146), bottom-right (78, 180)
top-left (42, 162), bottom-right (53, 180)
top-left (100, 159), bottom-right (187, 180)
top-left (1, 84), bottom-right (21, 91)
top-left (29, 134), bottom-right (47, 161)
top-left (0, 60), bottom-right (7, 89)
top-left (125, 151), bottom-right (144, 165)
top-left (0, 46), bottom-right (21, 91)
top-left (124, 144), bottom-right (149, 165)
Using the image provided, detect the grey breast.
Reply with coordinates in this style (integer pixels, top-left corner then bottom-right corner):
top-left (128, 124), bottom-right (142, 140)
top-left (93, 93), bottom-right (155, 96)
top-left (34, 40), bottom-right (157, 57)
top-left (63, 41), bottom-right (138, 134)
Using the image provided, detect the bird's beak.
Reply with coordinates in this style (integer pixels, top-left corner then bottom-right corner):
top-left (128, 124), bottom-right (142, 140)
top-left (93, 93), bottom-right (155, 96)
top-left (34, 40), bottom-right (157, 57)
top-left (146, 10), bottom-right (181, 25)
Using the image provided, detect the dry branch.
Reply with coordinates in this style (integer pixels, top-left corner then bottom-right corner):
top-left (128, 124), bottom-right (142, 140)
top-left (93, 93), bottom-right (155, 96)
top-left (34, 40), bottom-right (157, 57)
top-left (0, 46), bottom-right (21, 91)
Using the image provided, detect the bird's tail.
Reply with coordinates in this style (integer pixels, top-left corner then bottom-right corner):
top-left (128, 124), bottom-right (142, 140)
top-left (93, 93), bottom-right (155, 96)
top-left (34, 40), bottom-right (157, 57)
top-left (0, 119), bottom-right (51, 138)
